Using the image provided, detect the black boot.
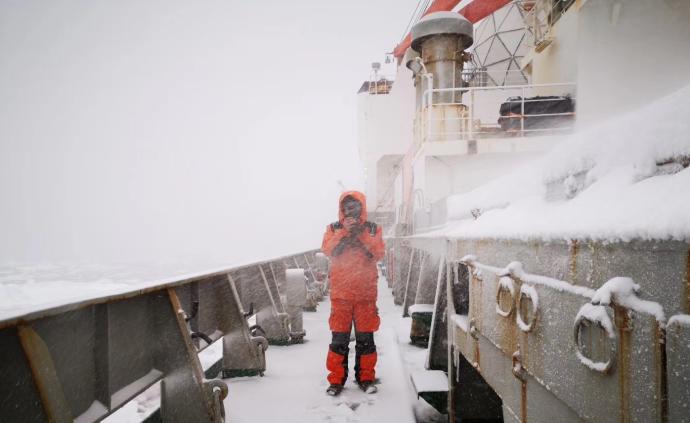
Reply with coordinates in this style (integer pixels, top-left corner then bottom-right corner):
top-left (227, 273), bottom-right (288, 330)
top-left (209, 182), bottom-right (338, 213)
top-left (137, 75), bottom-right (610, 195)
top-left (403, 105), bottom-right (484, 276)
top-left (326, 384), bottom-right (344, 396)
top-left (357, 381), bottom-right (377, 394)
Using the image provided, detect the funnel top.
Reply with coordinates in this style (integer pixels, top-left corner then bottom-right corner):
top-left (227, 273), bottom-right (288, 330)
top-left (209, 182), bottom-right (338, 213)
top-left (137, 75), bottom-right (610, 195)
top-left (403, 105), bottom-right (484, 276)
top-left (411, 11), bottom-right (473, 52)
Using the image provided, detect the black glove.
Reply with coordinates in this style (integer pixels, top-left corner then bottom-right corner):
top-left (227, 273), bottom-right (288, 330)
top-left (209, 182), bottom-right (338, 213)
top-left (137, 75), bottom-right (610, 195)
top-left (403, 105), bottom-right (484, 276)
top-left (349, 224), bottom-right (364, 237)
top-left (332, 236), bottom-right (351, 256)
top-left (350, 237), bottom-right (374, 259)
top-left (333, 236), bottom-right (373, 259)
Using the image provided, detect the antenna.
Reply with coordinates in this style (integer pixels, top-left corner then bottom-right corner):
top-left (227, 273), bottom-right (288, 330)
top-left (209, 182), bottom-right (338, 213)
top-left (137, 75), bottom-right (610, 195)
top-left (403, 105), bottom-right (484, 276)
top-left (371, 62), bottom-right (382, 95)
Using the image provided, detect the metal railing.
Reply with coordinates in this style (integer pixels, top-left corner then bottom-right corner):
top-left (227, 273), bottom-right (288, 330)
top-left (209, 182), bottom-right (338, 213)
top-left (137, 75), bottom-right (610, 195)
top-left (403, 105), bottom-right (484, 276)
top-left (522, 0), bottom-right (577, 50)
top-left (0, 249), bottom-right (322, 423)
top-left (461, 68), bottom-right (530, 88)
top-left (389, 236), bottom-right (690, 422)
top-left (419, 82), bottom-right (576, 144)
top-left (363, 72), bottom-right (396, 95)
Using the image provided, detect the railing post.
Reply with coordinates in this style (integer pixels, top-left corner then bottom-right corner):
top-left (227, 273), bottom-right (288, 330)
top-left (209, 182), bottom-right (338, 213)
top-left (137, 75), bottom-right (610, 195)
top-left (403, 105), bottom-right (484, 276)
top-left (16, 326), bottom-right (72, 422)
top-left (521, 86), bottom-right (526, 135)
top-left (162, 288), bottom-right (225, 423)
top-left (469, 88), bottom-right (475, 140)
top-left (427, 75), bottom-right (433, 143)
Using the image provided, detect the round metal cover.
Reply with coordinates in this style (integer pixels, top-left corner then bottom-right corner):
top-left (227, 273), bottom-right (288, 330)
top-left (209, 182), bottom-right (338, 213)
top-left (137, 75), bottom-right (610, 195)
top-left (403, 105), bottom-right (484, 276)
top-left (411, 11), bottom-right (473, 52)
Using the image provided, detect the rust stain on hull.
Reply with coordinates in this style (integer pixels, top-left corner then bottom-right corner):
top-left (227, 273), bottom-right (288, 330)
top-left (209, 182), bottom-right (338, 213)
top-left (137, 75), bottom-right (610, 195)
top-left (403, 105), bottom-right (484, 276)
top-left (655, 324), bottom-right (669, 423)
top-left (568, 239), bottom-right (579, 281)
top-left (497, 278), bottom-right (520, 357)
top-left (614, 305), bottom-right (631, 423)
top-left (470, 268), bottom-right (482, 368)
top-left (520, 380), bottom-right (527, 423)
top-left (471, 271), bottom-right (483, 328)
top-left (474, 338), bottom-right (481, 369)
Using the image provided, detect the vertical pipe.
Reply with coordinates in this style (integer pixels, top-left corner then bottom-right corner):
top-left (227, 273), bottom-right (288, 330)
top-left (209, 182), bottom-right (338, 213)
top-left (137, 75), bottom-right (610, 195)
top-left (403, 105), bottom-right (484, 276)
top-left (426, 74), bottom-right (434, 142)
top-left (411, 12), bottom-right (473, 144)
top-left (420, 35), bottom-right (464, 104)
top-left (521, 86), bottom-right (526, 134)
top-left (469, 88), bottom-right (475, 139)
top-left (446, 261), bottom-right (456, 422)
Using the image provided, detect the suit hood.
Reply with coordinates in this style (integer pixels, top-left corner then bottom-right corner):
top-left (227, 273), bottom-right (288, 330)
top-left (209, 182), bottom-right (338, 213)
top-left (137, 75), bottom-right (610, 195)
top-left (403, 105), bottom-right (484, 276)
top-left (338, 190), bottom-right (368, 224)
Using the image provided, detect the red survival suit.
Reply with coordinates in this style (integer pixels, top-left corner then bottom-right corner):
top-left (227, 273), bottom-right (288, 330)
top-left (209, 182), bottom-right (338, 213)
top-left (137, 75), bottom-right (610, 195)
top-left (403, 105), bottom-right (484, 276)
top-left (321, 191), bottom-right (385, 386)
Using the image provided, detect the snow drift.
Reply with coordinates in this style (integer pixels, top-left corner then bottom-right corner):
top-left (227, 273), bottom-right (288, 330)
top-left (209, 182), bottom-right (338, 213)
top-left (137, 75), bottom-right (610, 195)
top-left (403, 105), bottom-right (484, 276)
top-left (442, 83), bottom-right (690, 241)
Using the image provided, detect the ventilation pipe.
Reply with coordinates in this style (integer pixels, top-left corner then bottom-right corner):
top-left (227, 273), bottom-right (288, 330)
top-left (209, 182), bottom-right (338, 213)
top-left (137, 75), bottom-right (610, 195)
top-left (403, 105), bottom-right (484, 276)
top-left (409, 12), bottom-right (473, 142)
top-left (411, 11), bottom-right (473, 103)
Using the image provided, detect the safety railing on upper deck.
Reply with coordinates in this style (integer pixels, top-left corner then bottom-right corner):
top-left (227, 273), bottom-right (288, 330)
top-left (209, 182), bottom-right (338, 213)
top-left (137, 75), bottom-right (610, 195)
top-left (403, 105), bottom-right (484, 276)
top-left (521, 0), bottom-right (577, 52)
top-left (418, 82), bottom-right (576, 145)
top-left (461, 68), bottom-right (530, 88)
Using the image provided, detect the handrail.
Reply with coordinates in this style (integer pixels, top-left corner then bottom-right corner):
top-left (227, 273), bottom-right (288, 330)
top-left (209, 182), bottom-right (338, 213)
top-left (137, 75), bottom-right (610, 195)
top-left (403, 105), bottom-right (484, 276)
top-left (419, 81), bottom-right (577, 142)
top-left (0, 249), bottom-right (317, 329)
top-left (0, 248), bottom-right (320, 423)
top-left (424, 81), bottom-right (576, 95)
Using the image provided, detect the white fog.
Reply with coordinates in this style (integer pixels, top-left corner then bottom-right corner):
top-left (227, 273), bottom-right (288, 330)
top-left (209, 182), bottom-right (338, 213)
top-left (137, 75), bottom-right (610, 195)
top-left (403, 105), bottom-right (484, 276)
top-left (1, 1), bottom-right (689, 423)
top-left (0, 0), bottom-right (415, 266)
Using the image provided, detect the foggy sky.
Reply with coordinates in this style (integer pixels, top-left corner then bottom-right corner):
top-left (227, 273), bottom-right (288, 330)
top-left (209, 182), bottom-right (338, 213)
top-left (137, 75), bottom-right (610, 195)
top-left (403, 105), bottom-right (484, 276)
top-left (0, 0), bottom-right (418, 266)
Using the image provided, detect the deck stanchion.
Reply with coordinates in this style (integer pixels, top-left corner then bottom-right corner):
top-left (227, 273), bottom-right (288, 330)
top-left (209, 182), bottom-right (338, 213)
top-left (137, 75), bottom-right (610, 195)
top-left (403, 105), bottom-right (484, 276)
top-left (222, 274), bottom-right (268, 378)
top-left (285, 269), bottom-right (308, 343)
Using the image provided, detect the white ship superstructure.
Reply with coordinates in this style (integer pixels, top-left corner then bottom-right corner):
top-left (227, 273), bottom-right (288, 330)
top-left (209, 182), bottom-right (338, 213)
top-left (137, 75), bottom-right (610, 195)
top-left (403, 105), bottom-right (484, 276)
top-left (359, 1), bottom-right (690, 421)
top-left (358, 0), bottom-right (690, 235)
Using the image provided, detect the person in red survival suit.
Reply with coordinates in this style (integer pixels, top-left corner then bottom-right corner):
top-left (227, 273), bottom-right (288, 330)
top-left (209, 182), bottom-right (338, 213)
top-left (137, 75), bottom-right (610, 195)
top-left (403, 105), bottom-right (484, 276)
top-left (321, 191), bottom-right (385, 396)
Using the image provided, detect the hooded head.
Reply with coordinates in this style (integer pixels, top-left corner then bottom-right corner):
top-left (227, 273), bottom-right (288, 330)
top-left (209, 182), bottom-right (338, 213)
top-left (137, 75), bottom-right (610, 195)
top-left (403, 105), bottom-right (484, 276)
top-left (338, 190), bottom-right (367, 224)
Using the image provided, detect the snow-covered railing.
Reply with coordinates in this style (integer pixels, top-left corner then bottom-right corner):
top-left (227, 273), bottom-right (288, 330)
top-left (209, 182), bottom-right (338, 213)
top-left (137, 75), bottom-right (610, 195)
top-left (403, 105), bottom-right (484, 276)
top-left (0, 249), bottom-right (320, 423)
top-left (439, 249), bottom-right (680, 422)
top-left (400, 232), bottom-right (689, 422)
top-left (459, 256), bottom-right (668, 371)
top-left (461, 257), bottom-right (666, 323)
top-left (419, 82), bottom-right (576, 144)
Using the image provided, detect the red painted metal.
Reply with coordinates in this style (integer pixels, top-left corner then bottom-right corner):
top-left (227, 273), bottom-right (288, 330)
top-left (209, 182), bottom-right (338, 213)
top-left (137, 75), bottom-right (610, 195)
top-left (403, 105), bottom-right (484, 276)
top-left (393, 0), bottom-right (513, 59)
top-left (458, 0), bottom-right (512, 23)
top-left (392, 35), bottom-right (412, 59)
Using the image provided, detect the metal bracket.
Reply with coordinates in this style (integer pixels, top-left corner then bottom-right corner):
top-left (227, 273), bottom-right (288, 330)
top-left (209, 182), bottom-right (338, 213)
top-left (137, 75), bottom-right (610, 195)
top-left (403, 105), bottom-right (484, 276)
top-left (512, 350), bottom-right (527, 382)
top-left (204, 379), bottom-right (228, 423)
top-left (469, 318), bottom-right (479, 340)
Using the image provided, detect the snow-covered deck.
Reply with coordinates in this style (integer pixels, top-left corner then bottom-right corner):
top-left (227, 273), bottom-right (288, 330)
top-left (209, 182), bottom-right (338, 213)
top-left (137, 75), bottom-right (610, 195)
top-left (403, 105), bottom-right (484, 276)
top-left (220, 276), bottom-right (442, 423)
top-left (107, 276), bottom-right (445, 423)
